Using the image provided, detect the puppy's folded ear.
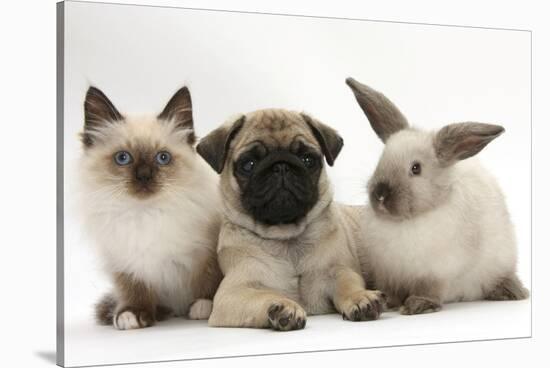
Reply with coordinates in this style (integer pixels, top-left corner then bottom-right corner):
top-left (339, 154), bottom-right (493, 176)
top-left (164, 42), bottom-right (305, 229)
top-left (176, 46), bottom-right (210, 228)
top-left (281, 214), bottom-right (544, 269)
top-left (83, 86), bottom-right (124, 147)
top-left (434, 122), bottom-right (505, 166)
top-left (301, 113), bottom-right (344, 166)
top-left (346, 77), bottom-right (408, 143)
top-left (197, 115), bottom-right (246, 173)
top-left (158, 86), bottom-right (195, 144)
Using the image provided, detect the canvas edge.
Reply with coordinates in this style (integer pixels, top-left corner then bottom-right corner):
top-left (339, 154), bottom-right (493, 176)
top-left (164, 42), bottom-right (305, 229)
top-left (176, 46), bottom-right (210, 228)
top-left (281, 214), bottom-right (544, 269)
top-left (56, 1), bottom-right (66, 367)
top-left (54, 2), bottom-right (533, 367)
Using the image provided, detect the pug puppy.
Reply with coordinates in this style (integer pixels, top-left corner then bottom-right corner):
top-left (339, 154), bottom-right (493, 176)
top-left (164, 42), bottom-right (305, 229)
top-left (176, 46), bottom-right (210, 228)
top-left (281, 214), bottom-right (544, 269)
top-left (196, 109), bottom-right (386, 331)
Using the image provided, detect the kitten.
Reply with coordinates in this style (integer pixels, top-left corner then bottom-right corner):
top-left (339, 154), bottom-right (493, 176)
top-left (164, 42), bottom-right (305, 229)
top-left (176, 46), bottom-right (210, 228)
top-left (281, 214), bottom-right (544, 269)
top-left (79, 86), bottom-right (222, 330)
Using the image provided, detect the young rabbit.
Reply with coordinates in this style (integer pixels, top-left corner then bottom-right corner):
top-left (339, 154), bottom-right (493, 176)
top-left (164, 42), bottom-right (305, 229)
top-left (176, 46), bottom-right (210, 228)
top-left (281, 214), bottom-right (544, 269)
top-left (346, 77), bottom-right (529, 315)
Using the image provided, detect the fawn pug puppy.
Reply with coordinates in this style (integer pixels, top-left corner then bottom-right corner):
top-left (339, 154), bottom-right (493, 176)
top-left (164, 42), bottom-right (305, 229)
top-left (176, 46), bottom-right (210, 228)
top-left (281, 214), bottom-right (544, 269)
top-left (80, 86), bottom-right (222, 329)
top-left (196, 109), bottom-right (386, 331)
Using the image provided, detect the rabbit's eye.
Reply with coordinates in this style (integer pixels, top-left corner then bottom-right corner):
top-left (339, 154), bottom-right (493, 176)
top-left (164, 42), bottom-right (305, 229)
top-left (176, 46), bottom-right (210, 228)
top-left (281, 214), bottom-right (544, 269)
top-left (411, 162), bottom-right (422, 175)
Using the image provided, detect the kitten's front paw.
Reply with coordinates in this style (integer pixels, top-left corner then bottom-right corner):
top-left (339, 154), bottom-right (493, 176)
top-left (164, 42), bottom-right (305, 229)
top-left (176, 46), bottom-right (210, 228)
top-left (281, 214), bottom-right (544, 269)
top-left (341, 290), bottom-right (387, 321)
top-left (267, 300), bottom-right (307, 331)
top-left (400, 296), bottom-right (442, 315)
top-left (113, 307), bottom-right (154, 330)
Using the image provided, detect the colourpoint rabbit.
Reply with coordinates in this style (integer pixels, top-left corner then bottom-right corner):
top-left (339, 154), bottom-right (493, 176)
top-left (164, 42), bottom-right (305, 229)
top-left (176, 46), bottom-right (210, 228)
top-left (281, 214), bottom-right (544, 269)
top-left (346, 77), bottom-right (529, 315)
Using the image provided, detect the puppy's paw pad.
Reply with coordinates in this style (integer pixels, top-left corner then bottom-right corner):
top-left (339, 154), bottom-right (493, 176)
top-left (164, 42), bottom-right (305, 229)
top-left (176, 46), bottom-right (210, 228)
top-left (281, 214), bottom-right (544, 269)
top-left (267, 301), bottom-right (307, 331)
top-left (400, 296), bottom-right (442, 315)
top-left (188, 299), bottom-right (213, 320)
top-left (341, 290), bottom-right (386, 322)
top-left (113, 308), bottom-right (154, 330)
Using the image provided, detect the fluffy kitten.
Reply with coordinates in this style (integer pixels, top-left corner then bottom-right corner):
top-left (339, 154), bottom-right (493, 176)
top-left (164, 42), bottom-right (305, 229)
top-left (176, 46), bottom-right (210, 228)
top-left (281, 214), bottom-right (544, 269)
top-left (79, 86), bottom-right (222, 329)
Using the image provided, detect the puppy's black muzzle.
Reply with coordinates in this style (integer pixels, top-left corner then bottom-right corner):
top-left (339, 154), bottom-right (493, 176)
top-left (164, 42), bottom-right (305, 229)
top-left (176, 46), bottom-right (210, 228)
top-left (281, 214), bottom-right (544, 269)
top-left (240, 151), bottom-right (318, 226)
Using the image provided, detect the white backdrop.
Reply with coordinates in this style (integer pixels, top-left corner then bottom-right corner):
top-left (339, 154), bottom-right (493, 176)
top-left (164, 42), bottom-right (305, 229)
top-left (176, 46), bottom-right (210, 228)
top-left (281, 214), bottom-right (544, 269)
top-left (61, 1), bottom-right (531, 367)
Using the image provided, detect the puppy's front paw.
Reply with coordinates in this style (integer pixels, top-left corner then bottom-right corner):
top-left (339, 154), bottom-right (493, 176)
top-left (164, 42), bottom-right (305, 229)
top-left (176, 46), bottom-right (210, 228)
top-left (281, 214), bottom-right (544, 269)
top-left (341, 290), bottom-right (386, 321)
top-left (113, 307), bottom-right (154, 330)
top-left (267, 300), bottom-right (307, 331)
top-left (400, 296), bottom-right (442, 315)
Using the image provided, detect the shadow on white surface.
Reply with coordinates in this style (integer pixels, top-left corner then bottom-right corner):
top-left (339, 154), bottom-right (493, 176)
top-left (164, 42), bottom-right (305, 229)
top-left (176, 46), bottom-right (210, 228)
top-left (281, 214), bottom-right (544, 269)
top-left (35, 351), bottom-right (56, 365)
top-left (64, 299), bottom-right (530, 367)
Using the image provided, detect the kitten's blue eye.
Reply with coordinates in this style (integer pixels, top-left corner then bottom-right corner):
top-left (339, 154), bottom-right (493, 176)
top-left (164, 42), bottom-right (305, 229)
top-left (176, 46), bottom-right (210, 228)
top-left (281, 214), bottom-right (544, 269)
top-left (156, 151), bottom-right (172, 165)
top-left (114, 151), bottom-right (133, 166)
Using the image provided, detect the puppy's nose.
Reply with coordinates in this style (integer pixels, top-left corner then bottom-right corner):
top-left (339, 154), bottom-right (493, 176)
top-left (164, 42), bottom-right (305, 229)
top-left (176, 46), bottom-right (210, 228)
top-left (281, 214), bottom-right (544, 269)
top-left (373, 182), bottom-right (391, 203)
top-left (272, 162), bottom-right (290, 174)
top-left (135, 165), bottom-right (153, 183)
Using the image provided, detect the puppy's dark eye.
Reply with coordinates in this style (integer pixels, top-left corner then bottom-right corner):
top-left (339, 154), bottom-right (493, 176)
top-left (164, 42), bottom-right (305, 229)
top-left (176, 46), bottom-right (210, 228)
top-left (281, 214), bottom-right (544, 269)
top-left (411, 162), bottom-right (422, 175)
top-left (240, 160), bottom-right (256, 173)
top-left (114, 151), bottom-right (133, 166)
top-left (301, 154), bottom-right (316, 168)
top-left (156, 151), bottom-right (172, 165)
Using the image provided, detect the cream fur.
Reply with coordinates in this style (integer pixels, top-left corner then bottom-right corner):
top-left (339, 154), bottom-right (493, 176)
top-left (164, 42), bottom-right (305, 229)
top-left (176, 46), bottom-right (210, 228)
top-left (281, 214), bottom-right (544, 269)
top-left (79, 115), bottom-right (221, 317)
top-left (361, 156), bottom-right (518, 303)
top-left (202, 109), bottom-right (386, 329)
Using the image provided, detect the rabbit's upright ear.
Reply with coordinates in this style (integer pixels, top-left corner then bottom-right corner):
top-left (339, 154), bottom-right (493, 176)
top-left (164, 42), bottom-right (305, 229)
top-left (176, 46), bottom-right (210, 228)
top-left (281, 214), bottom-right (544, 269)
top-left (346, 77), bottom-right (409, 143)
top-left (434, 122), bottom-right (505, 166)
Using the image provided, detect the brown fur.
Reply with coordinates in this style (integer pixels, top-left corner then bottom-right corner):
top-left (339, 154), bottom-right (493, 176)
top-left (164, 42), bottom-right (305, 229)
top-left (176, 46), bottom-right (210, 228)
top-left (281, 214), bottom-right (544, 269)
top-left (189, 245), bottom-right (224, 301)
top-left (95, 293), bottom-right (117, 325)
top-left (485, 274), bottom-right (530, 301)
top-left (113, 272), bottom-right (158, 328)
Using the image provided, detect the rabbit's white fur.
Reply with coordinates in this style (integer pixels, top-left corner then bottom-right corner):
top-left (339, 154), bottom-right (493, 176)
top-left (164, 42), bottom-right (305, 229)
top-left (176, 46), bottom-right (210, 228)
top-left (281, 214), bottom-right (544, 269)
top-left (362, 155), bottom-right (517, 303)
top-left (346, 77), bottom-right (528, 313)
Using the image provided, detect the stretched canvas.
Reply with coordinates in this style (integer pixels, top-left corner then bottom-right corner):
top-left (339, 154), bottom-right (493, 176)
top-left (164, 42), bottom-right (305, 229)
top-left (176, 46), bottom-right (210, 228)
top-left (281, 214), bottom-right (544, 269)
top-left (57, 1), bottom-right (531, 367)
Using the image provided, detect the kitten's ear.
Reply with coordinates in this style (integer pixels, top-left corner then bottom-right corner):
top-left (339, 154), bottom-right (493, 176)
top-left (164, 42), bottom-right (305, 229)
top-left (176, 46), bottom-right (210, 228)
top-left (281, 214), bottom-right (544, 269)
top-left (434, 122), bottom-right (505, 166)
top-left (301, 113), bottom-right (344, 166)
top-left (346, 77), bottom-right (409, 143)
top-left (83, 86), bottom-right (123, 147)
top-left (158, 86), bottom-right (195, 143)
top-left (196, 115), bottom-right (245, 174)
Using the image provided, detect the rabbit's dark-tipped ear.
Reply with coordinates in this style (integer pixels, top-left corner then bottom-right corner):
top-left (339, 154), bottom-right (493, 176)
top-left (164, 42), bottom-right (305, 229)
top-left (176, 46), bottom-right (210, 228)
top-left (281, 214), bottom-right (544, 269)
top-left (434, 122), bottom-right (505, 166)
top-left (158, 86), bottom-right (195, 143)
top-left (196, 115), bottom-right (246, 174)
top-left (83, 86), bottom-right (123, 147)
top-left (301, 113), bottom-right (344, 166)
top-left (346, 77), bottom-right (408, 143)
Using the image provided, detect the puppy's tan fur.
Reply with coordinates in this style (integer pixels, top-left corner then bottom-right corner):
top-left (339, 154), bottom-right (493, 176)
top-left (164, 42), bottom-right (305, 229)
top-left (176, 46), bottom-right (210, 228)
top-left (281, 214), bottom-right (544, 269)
top-left (199, 109), bottom-right (385, 330)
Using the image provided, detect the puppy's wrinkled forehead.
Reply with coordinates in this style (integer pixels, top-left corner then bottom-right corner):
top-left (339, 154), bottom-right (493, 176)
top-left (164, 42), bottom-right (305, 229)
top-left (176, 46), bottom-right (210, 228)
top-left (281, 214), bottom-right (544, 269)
top-left (234, 109), bottom-right (318, 154)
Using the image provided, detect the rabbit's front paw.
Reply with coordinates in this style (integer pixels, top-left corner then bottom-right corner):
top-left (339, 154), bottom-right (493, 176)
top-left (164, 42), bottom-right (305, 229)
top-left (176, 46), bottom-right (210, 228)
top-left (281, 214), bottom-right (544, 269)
top-left (340, 290), bottom-right (387, 321)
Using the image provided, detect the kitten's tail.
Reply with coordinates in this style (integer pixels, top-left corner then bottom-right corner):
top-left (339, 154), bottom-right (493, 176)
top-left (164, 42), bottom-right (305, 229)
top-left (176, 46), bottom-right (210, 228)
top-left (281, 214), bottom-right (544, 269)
top-left (95, 293), bottom-right (117, 325)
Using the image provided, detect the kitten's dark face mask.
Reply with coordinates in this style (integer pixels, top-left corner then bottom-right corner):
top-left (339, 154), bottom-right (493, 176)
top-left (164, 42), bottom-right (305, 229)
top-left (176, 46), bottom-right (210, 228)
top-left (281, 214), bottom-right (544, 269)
top-left (82, 86), bottom-right (196, 201)
top-left (110, 148), bottom-right (174, 199)
top-left (233, 143), bottom-right (322, 225)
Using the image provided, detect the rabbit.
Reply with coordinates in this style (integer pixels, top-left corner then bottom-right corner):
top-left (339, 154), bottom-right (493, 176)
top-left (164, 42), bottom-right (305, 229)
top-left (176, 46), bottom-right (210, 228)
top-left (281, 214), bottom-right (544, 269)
top-left (346, 77), bottom-right (529, 315)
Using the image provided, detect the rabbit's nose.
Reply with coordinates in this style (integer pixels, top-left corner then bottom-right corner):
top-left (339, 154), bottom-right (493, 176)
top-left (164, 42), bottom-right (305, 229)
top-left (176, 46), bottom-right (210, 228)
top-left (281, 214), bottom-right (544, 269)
top-left (373, 182), bottom-right (391, 203)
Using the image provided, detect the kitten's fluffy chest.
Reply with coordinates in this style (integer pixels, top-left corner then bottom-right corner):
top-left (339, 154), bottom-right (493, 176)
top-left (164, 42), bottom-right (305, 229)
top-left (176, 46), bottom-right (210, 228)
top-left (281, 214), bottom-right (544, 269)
top-left (86, 196), bottom-right (217, 314)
